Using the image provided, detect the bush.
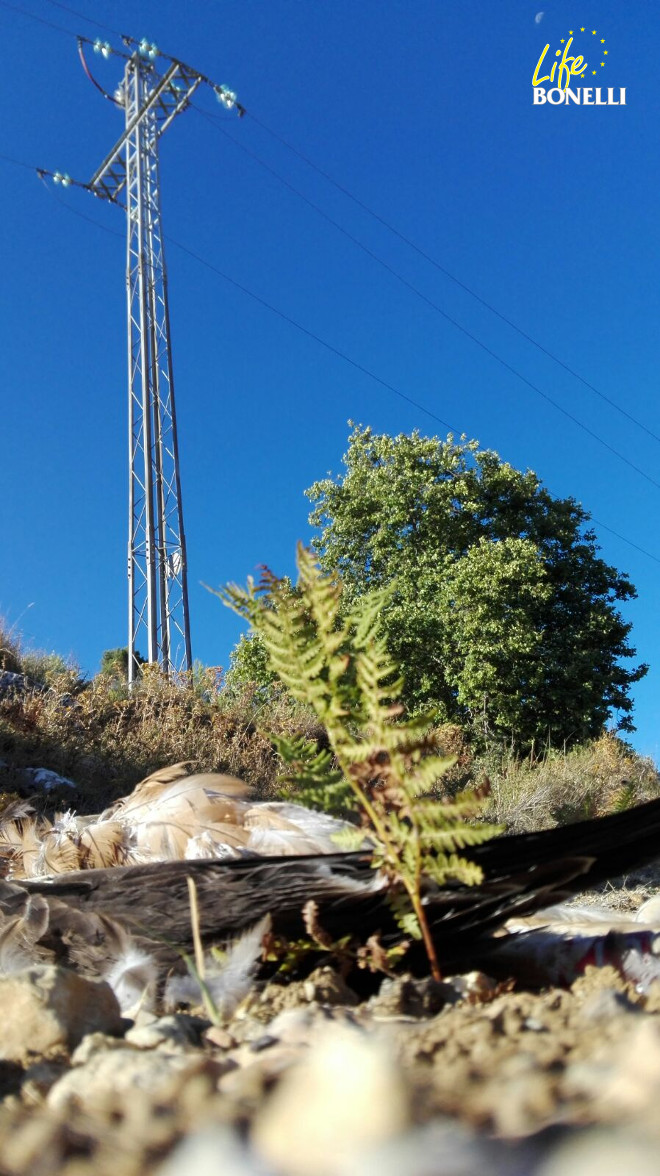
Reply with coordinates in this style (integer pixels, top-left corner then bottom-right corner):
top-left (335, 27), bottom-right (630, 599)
top-left (481, 733), bottom-right (660, 833)
top-left (0, 658), bottom-right (324, 813)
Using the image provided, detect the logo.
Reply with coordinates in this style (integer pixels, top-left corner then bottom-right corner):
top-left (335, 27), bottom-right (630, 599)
top-left (532, 27), bottom-right (625, 105)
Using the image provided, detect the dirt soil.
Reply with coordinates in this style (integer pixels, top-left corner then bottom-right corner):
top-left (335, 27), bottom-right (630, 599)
top-left (2, 872), bottom-right (660, 1176)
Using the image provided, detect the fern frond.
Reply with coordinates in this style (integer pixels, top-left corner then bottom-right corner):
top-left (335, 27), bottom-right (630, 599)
top-left (330, 827), bottom-right (368, 851)
top-left (388, 890), bottom-right (422, 940)
top-left (219, 544), bottom-right (502, 981)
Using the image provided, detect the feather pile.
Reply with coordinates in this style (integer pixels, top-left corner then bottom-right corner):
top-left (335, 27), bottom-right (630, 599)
top-left (0, 764), bottom-right (363, 881)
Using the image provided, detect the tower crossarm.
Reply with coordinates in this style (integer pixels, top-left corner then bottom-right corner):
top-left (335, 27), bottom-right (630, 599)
top-left (89, 60), bottom-right (204, 202)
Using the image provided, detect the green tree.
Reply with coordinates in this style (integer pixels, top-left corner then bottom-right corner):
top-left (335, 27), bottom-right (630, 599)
top-left (224, 632), bottom-right (278, 697)
top-left (99, 647), bottom-right (146, 682)
top-left (306, 425), bottom-right (646, 748)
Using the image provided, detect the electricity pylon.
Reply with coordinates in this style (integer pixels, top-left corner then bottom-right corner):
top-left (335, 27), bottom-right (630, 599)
top-left (83, 38), bottom-right (241, 682)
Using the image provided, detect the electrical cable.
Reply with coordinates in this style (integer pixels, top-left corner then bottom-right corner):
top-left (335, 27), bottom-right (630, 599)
top-left (5, 0), bottom-right (657, 449)
top-left (16, 158), bottom-right (660, 567)
top-left (0, 22), bottom-right (657, 564)
top-left (244, 107), bottom-right (660, 447)
top-left (0, 0), bottom-right (76, 37)
top-left (77, 37), bottom-right (121, 104)
top-left (0, 149), bottom-right (40, 171)
top-left (41, 0), bottom-right (123, 37)
top-left (193, 105), bottom-right (660, 494)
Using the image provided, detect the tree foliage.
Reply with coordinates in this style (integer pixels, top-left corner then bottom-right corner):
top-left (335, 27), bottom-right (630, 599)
top-left (306, 425), bottom-right (646, 748)
top-left (99, 648), bottom-right (146, 683)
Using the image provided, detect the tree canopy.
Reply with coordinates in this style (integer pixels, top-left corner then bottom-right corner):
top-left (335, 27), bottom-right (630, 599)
top-left (304, 425), bottom-right (646, 748)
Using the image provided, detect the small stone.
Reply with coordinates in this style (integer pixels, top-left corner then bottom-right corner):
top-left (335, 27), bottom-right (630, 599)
top-left (158, 1125), bottom-right (270, 1176)
top-left (205, 1025), bottom-right (236, 1050)
top-left (367, 974), bottom-right (448, 1018)
top-left (48, 1046), bottom-right (227, 1110)
top-left (21, 1059), bottom-right (69, 1104)
top-left (523, 1017), bottom-right (546, 1032)
top-left (125, 1013), bottom-right (208, 1051)
top-left (218, 1046), bottom-right (300, 1105)
top-left (578, 988), bottom-right (637, 1024)
top-left (0, 966), bottom-right (122, 1062)
top-left (249, 1034), bottom-right (279, 1053)
top-left (252, 1024), bottom-right (410, 1176)
top-left (537, 1128), bottom-right (660, 1176)
top-left (563, 1019), bottom-right (660, 1116)
top-left (302, 966), bottom-right (359, 1007)
top-left (22, 768), bottom-right (76, 793)
top-left (70, 1031), bottom-right (128, 1065)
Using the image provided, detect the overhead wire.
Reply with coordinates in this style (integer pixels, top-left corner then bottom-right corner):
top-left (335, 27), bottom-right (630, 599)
top-left (244, 107), bottom-right (660, 447)
top-left (0, 4), bottom-right (658, 561)
top-left (3, 147), bottom-right (658, 567)
top-left (41, 0), bottom-right (123, 37)
top-left (193, 104), bottom-right (660, 494)
top-left (0, 0), bottom-right (76, 37)
top-left (5, 0), bottom-right (658, 447)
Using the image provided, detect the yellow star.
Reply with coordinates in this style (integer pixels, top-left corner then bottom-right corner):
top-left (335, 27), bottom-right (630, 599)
top-left (592, 69), bottom-right (597, 74)
top-left (600, 38), bottom-right (605, 42)
top-left (578, 27), bottom-right (583, 32)
top-left (601, 62), bottom-right (605, 67)
top-left (561, 38), bottom-right (565, 43)
top-left (592, 30), bottom-right (597, 34)
top-left (604, 50), bottom-right (608, 54)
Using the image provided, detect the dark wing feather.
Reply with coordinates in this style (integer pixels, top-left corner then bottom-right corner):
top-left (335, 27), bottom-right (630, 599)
top-left (8, 796), bottom-right (660, 979)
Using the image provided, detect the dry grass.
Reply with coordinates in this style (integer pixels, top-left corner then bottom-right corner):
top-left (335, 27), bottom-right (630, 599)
top-left (481, 733), bottom-right (660, 833)
top-left (2, 623), bottom-right (658, 830)
top-left (0, 625), bottom-right (323, 813)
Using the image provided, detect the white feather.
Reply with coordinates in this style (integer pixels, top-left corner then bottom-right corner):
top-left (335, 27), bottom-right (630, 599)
top-left (104, 943), bottom-right (158, 1015)
top-left (184, 831), bottom-right (242, 860)
top-left (0, 895), bottom-right (50, 975)
top-left (165, 914), bottom-right (271, 1018)
top-left (256, 803), bottom-right (356, 844)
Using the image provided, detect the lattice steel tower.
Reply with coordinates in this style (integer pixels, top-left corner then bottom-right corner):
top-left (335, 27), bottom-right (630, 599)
top-left (80, 38), bottom-right (241, 682)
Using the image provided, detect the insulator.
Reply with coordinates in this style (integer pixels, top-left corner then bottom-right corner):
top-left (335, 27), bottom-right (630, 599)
top-left (216, 85), bottom-right (237, 109)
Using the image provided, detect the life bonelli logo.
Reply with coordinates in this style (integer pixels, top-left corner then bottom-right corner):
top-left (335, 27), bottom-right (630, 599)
top-left (532, 26), bottom-right (625, 106)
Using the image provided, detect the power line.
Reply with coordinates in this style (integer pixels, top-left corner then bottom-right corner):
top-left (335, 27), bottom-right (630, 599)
top-left (0, 0), bottom-right (76, 37)
top-left (245, 108), bottom-right (660, 447)
top-left (6, 0), bottom-right (660, 447)
top-left (20, 163), bottom-right (660, 568)
top-left (0, 149), bottom-right (40, 171)
top-left (588, 520), bottom-right (660, 566)
top-left (4, 136), bottom-right (660, 502)
top-left (41, 0), bottom-right (123, 37)
top-left (165, 233), bottom-right (456, 434)
top-left (0, 23), bottom-right (657, 565)
top-left (7, 0), bottom-right (658, 455)
top-left (193, 105), bottom-right (660, 495)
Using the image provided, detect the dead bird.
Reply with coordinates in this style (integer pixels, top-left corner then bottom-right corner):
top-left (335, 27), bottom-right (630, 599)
top-left (2, 792), bottom-right (660, 988)
top-left (0, 762), bottom-right (363, 879)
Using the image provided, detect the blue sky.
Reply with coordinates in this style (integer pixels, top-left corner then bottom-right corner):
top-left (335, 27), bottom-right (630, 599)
top-left (2, 0), bottom-right (659, 757)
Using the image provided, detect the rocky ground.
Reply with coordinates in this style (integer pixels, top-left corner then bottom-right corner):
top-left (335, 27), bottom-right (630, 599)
top-left (1, 871), bottom-right (660, 1176)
